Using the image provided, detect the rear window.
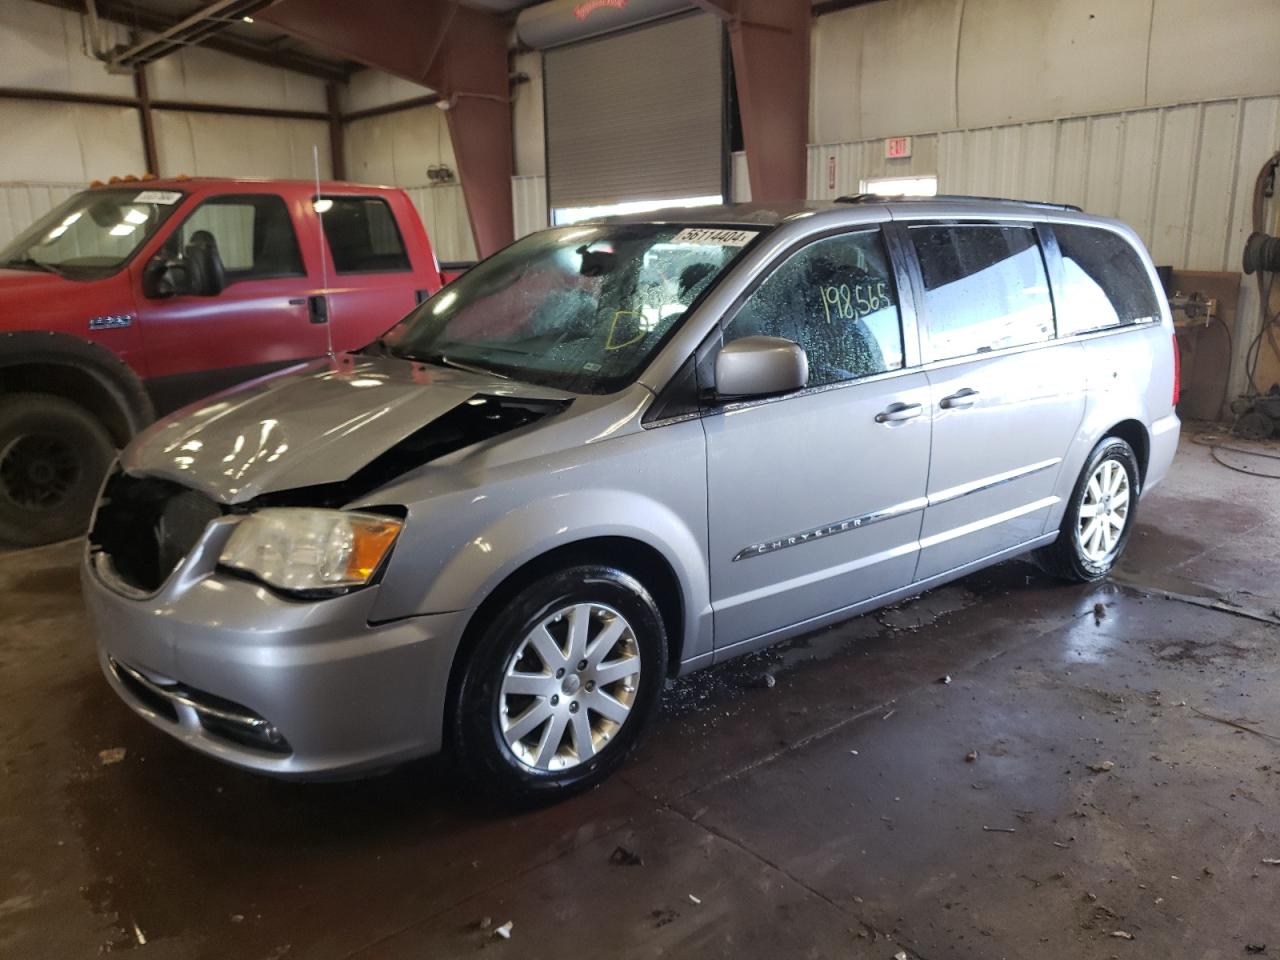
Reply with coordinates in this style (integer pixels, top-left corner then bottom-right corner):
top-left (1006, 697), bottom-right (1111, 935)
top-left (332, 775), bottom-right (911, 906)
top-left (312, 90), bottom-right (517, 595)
top-left (319, 197), bottom-right (412, 274)
top-left (1053, 224), bottom-right (1162, 335)
top-left (909, 224), bottom-right (1054, 361)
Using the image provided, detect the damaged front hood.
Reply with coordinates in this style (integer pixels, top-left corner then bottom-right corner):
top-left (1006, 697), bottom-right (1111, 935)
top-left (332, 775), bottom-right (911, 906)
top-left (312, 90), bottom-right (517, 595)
top-left (123, 354), bottom-right (573, 504)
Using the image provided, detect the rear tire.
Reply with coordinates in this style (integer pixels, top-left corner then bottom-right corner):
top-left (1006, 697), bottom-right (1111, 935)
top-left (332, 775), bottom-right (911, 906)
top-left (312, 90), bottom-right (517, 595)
top-left (451, 564), bottom-right (668, 806)
top-left (0, 393), bottom-right (115, 547)
top-left (1036, 437), bottom-right (1140, 583)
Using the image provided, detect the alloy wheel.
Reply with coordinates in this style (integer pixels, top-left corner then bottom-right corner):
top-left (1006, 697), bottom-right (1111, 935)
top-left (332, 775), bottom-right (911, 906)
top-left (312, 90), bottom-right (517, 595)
top-left (1076, 458), bottom-right (1130, 564)
top-left (498, 601), bottom-right (642, 772)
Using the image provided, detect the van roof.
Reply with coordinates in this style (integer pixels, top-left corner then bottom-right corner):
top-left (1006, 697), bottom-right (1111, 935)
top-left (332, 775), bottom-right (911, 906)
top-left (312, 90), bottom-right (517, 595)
top-left (598, 195), bottom-right (1088, 227)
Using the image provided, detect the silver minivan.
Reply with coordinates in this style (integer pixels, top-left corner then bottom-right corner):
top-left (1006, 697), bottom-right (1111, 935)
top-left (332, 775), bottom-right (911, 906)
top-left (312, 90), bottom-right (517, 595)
top-left (83, 197), bottom-right (1180, 801)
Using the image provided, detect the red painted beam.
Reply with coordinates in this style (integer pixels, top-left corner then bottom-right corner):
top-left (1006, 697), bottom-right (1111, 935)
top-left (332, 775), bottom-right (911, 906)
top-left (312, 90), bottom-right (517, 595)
top-left (259, 0), bottom-right (514, 257)
top-left (694, 0), bottom-right (810, 203)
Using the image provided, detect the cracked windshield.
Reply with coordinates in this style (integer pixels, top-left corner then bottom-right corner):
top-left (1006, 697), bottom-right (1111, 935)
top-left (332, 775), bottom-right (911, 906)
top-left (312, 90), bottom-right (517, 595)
top-left (378, 223), bottom-right (762, 393)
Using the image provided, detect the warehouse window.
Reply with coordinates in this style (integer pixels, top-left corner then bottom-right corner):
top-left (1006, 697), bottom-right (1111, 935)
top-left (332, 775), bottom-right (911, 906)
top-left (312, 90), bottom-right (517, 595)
top-left (860, 176), bottom-right (938, 197)
top-left (910, 224), bottom-right (1053, 361)
top-left (176, 195), bottom-right (303, 282)
top-left (726, 229), bottom-right (903, 387)
top-left (1053, 224), bottom-right (1162, 336)
top-left (318, 197), bottom-right (412, 274)
top-left (553, 195), bottom-right (723, 227)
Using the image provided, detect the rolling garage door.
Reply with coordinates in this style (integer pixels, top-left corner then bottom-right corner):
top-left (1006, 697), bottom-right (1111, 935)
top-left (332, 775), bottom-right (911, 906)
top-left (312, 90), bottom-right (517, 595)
top-left (544, 11), bottom-right (726, 214)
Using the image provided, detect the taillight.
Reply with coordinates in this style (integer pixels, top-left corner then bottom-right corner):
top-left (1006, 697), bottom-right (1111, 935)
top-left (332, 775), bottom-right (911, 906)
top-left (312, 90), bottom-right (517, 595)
top-left (1171, 332), bottom-right (1181, 407)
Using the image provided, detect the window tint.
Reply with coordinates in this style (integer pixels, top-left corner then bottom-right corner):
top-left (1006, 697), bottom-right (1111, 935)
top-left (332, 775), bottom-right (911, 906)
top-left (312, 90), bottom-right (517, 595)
top-left (1054, 224), bottom-right (1161, 335)
top-left (177, 195), bottom-right (303, 281)
top-left (726, 230), bottom-right (904, 387)
top-left (320, 197), bottom-right (411, 274)
top-left (910, 224), bottom-right (1053, 361)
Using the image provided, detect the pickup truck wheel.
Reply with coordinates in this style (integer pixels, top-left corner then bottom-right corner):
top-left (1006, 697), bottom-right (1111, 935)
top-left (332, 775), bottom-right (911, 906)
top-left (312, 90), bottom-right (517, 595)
top-left (452, 565), bottom-right (667, 807)
top-left (0, 393), bottom-right (115, 547)
top-left (1036, 437), bottom-right (1140, 583)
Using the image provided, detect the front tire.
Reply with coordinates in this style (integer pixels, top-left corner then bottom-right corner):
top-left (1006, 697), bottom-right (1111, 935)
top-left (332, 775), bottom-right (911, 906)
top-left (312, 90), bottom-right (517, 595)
top-left (1036, 437), bottom-right (1140, 582)
top-left (0, 393), bottom-right (115, 547)
top-left (452, 565), bottom-right (668, 805)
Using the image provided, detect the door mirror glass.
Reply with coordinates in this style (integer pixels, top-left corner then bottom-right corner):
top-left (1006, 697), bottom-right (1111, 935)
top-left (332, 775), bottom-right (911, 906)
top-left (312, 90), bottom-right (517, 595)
top-left (715, 336), bottom-right (808, 398)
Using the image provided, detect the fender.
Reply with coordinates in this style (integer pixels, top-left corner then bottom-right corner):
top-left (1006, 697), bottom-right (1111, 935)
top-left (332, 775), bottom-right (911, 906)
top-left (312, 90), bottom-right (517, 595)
top-left (371, 488), bottom-right (715, 667)
top-left (0, 331), bottom-right (155, 442)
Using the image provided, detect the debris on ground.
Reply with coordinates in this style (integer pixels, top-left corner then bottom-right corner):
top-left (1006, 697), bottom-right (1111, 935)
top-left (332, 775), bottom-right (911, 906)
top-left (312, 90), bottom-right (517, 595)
top-left (131, 920), bottom-right (146, 946)
top-left (1093, 602), bottom-right (1107, 624)
top-left (746, 672), bottom-right (776, 689)
top-left (494, 921), bottom-right (513, 940)
top-left (938, 675), bottom-right (952, 684)
top-left (609, 845), bottom-right (644, 867)
top-left (1263, 858), bottom-right (1280, 866)
top-left (882, 709), bottom-right (896, 721)
top-left (965, 750), bottom-right (978, 762)
top-left (651, 909), bottom-right (678, 928)
top-left (688, 894), bottom-right (702, 905)
top-left (1245, 945), bottom-right (1266, 954)
top-left (98, 747), bottom-right (127, 766)
top-left (230, 914), bottom-right (244, 924)
top-left (1110, 930), bottom-right (1135, 940)
top-left (983, 826), bottom-right (1016, 834)
top-left (477, 917), bottom-right (492, 930)
top-left (1088, 760), bottom-right (1116, 773)
top-left (894, 951), bottom-right (908, 960)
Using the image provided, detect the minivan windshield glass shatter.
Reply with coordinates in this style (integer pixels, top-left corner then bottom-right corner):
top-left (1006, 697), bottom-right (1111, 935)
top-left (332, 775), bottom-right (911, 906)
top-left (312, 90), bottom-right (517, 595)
top-left (0, 188), bottom-right (184, 279)
top-left (378, 224), bottom-right (762, 394)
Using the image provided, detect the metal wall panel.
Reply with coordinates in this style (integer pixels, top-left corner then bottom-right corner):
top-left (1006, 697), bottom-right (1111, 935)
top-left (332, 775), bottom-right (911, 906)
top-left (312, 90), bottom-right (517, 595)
top-left (0, 181), bottom-right (82, 249)
top-left (511, 175), bottom-right (548, 240)
top-left (403, 184), bottom-right (477, 264)
top-left (810, 95), bottom-right (1280, 272)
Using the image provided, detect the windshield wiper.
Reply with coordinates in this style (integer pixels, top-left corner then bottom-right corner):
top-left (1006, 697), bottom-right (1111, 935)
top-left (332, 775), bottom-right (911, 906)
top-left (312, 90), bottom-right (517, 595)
top-left (404, 351), bottom-right (509, 380)
top-left (3, 256), bottom-right (66, 277)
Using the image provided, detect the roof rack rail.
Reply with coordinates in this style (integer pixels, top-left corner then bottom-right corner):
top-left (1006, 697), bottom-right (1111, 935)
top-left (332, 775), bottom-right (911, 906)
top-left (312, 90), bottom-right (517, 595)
top-left (834, 194), bottom-right (1083, 213)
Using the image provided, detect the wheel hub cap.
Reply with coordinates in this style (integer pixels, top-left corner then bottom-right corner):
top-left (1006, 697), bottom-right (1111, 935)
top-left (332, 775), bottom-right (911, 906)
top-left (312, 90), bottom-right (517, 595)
top-left (499, 602), bottom-right (642, 773)
top-left (1076, 458), bottom-right (1131, 564)
top-left (0, 433), bottom-right (80, 511)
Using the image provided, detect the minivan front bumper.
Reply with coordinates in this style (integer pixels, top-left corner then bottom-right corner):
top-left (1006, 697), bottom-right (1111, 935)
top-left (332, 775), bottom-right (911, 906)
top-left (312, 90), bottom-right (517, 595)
top-left (82, 522), bottom-right (468, 778)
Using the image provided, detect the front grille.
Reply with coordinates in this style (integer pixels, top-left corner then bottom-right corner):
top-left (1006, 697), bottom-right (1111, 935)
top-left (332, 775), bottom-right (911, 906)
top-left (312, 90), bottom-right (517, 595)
top-left (90, 470), bottom-right (224, 593)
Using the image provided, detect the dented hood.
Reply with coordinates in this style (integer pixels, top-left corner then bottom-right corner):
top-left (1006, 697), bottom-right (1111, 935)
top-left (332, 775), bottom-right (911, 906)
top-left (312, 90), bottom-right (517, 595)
top-left (123, 354), bottom-right (574, 504)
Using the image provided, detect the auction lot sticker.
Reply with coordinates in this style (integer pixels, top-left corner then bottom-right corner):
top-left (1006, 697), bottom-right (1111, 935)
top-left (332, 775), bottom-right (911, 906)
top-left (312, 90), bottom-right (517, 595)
top-left (670, 228), bottom-right (759, 246)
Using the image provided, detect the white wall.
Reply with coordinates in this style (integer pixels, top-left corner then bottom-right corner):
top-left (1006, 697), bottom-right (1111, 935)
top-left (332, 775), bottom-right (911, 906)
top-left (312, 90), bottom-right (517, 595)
top-left (810, 0), bottom-right (1280, 401)
top-left (0, 0), bottom-right (335, 245)
top-left (343, 94), bottom-right (477, 262)
top-left (811, 0), bottom-right (1280, 144)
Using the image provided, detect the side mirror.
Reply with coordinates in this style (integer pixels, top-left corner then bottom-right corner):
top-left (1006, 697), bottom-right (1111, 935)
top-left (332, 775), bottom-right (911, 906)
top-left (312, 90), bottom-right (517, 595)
top-left (714, 336), bottom-right (809, 399)
top-left (142, 255), bottom-right (191, 299)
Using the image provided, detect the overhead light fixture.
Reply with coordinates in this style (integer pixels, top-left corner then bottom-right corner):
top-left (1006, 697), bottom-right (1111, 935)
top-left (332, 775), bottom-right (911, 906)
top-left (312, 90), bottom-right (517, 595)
top-left (242, 15), bottom-right (254, 22)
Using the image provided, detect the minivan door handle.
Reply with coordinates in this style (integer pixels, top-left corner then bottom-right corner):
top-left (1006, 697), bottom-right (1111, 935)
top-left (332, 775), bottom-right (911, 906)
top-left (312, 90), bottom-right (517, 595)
top-left (307, 294), bottom-right (329, 324)
top-left (875, 401), bottom-right (924, 424)
top-left (940, 388), bottom-right (979, 409)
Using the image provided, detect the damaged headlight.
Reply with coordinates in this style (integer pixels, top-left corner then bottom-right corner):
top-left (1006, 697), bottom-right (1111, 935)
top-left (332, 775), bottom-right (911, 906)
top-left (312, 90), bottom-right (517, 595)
top-left (220, 509), bottom-right (403, 594)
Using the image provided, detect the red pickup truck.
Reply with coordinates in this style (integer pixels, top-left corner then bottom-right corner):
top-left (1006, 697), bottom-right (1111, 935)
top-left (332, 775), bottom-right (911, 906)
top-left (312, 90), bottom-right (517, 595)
top-left (0, 177), bottom-right (446, 546)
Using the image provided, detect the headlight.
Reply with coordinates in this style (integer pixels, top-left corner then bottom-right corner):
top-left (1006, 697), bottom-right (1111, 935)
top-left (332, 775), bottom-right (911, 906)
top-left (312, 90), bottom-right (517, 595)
top-left (220, 508), bottom-right (403, 594)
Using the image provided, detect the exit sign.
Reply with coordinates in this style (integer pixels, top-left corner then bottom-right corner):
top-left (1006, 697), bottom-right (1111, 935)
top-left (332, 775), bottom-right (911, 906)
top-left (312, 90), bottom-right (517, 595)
top-left (885, 136), bottom-right (912, 159)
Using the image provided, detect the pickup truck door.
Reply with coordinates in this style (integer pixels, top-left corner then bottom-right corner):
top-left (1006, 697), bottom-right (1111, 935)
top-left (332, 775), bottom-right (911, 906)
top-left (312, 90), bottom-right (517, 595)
top-left (131, 191), bottom-right (330, 412)
top-left (313, 194), bottom-right (441, 352)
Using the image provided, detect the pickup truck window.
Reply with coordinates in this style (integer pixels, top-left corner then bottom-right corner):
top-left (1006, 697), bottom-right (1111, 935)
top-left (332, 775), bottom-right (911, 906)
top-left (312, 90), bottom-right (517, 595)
top-left (318, 197), bottom-right (411, 274)
top-left (0, 188), bottom-right (184, 279)
top-left (379, 223), bottom-right (761, 394)
top-left (175, 195), bottom-right (304, 282)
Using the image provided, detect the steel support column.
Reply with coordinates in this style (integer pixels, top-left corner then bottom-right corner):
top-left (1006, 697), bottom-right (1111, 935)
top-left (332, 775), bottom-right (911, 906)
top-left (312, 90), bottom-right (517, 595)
top-left (695, 0), bottom-right (810, 203)
top-left (259, 0), bottom-right (514, 257)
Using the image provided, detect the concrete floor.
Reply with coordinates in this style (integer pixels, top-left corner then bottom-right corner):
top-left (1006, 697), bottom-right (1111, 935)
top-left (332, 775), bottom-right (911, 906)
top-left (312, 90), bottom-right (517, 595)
top-left (3, 429), bottom-right (1280, 960)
